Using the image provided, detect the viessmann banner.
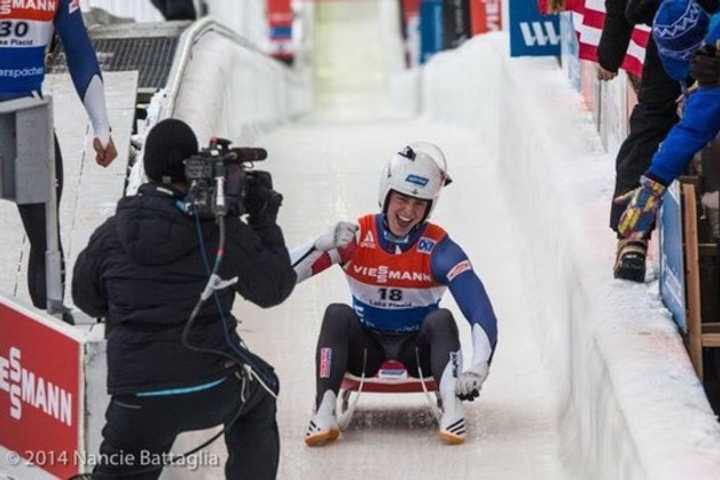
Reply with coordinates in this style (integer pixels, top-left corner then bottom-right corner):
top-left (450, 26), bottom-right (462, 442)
top-left (509, 0), bottom-right (560, 57)
top-left (659, 182), bottom-right (687, 332)
top-left (0, 302), bottom-right (82, 479)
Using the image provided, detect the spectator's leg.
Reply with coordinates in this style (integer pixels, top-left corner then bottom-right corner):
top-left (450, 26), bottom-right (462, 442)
top-left (610, 37), bottom-right (680, 236)
top-left (151, 0), bottom-right (197, 20)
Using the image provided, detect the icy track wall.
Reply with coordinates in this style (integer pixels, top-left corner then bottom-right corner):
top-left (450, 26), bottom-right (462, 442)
top-left (421, 33), bottom-right (720, 480)
top-left (166, 21), bottom-right (311, 147)
top-left (127, 20), bottom-right (310, 193)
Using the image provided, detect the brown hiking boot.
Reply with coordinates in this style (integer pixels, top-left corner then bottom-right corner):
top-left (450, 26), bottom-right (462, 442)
top-left (614, 239), bottom-right (648, 283)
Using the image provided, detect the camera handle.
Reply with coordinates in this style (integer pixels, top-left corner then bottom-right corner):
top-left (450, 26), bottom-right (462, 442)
top-left (214, 165), bottom-right (228, 217)
top-left (200, 273), bottom-right (237, 301)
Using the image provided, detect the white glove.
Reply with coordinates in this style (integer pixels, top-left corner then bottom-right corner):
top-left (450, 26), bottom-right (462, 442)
top-left (314, 222), bottom-right (358, 252)
top-left (455, 361), bottom-right (489, 401)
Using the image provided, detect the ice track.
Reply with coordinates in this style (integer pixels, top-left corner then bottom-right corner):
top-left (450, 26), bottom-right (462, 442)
top-left (181, 119), bottom-right (568, 480)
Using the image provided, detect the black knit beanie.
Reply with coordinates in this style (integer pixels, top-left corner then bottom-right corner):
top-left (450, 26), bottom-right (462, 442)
top-left (143, 119), bottom-right (199, 184)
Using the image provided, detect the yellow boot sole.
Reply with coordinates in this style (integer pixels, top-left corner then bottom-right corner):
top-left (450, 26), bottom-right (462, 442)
top-left (439, 430), bottom-right (465, 445)
top-left (305, 428), bottom-right (340, 447)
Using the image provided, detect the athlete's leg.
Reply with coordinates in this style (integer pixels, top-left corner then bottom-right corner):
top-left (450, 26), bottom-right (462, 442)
top-left (306, 303), bottom-right (384, 446)
top-left (400, 308), bottom-right (460, 384)
top-left (314, 303), bottom-right (383, 408)
top-left (17, 135), bottom-right (64, 309)
top-left (401, 308), bottom-right (465, 444)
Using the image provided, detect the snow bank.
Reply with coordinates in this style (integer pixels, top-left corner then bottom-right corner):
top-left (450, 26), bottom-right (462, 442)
top-left (168, 23), bottom-right (311, 147)
top-left (421, 33), bottom-right (720, 479)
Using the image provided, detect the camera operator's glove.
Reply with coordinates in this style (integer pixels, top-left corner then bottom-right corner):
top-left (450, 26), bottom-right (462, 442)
top-left (246, 171), bottom-right (283, 225)
top-left (455, 361), bottom-right (489, 402)
top-left (615, 175), bottom-right (667, 239)
top-left (691, 44), bottom-right (720, 87)
top-left (314, 222), bottom-right (358, 252)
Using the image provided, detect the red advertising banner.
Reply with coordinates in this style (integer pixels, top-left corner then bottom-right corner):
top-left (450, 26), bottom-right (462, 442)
top-left (402, 0), bottom-right (420, 19)
top-left (0, 302), bottom-right (82, 479)
top-left (267, 0), bottom-right (292, 25)
top-left (267, 0), bottom-right (293, 61)
top-left (471, 0), bottom-right (502, 35)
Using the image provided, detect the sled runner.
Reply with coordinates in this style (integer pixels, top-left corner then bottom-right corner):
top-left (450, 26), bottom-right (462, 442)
top-left (337, 359), bottom-right (441, 429)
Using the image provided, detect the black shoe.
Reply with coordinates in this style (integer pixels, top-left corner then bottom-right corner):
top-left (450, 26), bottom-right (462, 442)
top-left (59, 305), bottom-right (75, 325)
top-left (614, 239), bottom-right (647, 282)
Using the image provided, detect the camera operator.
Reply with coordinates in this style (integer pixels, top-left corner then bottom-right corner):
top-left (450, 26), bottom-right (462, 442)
top-left (71, 119), bottom-right (296, 479)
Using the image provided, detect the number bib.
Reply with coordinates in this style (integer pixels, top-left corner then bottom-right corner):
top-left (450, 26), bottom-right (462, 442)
top-left (343, 214), bottom-right (447, 332)
top-left (0, 1), bottom-right (60, 92)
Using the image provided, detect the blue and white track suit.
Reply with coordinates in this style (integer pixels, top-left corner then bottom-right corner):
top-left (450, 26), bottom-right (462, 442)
top-left (0, 0), bottom-right (110, 140)
top-left (294, 214), bottom-right (498, 365)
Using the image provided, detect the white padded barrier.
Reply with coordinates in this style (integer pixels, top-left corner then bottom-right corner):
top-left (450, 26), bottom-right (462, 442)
top-left (421, 32), bottom-right (720, 480)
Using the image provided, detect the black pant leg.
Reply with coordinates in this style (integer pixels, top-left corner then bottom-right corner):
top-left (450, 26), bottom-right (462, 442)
top-left (610, 37), bottom-right (680, 234)
top-left (92, 395), bottom-right (178, 480)
top-left (16, 134), bottom-right (64, 308)
top-left (94, 374), bottom-right (258, 479)
top-left (404, 308), bottom-right (460, 384)
top-left (224, 379), bottom-right (279, 480)
top-left (314, 303), bottom-right (384, 407)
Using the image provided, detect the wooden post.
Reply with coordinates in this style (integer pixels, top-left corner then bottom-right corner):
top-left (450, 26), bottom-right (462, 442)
top-left (683, 182), bottom-right (704, 378)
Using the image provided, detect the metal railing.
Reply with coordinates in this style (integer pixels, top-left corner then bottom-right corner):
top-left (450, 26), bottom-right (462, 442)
top-left (161, 18), bottom-right (261, 118)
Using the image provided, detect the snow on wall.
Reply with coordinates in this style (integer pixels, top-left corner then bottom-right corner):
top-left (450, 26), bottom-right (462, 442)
top-left (170, 30), bottom-right (311, 147)
top-left (421, 32), bottom-right (720, 479)
top-left (126, 21), bottom-right (311, 194)
top-left (204, 0), bottom-right (269, 53)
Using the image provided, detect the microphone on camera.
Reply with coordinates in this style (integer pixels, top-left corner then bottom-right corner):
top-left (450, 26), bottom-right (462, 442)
top-left (230, 148), bottom-right (267, 162)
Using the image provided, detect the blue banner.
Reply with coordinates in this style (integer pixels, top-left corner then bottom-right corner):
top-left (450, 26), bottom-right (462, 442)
top-left (509, 0), bottom-right (560, 57)
top-left (270, 26), bottom-right (292, 39)
top-left (659, 181), bottom-right (687, 332)
top-left (420, 0), bottom-right (443, 64)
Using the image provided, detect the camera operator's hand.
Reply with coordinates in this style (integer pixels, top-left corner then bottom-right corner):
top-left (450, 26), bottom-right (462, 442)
top-left (691, 44), bottom-right (720, 87)
top-left (246, 171), bottom-right (283, 225)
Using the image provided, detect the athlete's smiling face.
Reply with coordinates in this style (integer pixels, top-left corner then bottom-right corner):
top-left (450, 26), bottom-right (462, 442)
top-left (385, 191), bottom-right (429, 237)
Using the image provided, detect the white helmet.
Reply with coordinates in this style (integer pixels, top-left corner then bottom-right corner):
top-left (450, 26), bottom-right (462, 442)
top-left (378, 142), bottom-right (452, 221)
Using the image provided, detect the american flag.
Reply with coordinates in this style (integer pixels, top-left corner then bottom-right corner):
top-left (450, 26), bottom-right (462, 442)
top-left (539, 0), bottom-right (650, 77)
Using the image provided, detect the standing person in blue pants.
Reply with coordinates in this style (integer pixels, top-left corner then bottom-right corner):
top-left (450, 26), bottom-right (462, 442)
top-left (0, 0), bottom-right (117, 319)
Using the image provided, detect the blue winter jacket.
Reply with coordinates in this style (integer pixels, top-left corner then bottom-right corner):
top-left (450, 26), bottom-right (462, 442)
top-left (647, 21), bottom-right (720, 184)
top-left (647, 86), bottom-right (720, 184)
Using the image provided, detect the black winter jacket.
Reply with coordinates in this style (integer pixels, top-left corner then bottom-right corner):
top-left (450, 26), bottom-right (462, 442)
top-left (72, 183), bottom-right (296, 394)
top-left (598, 0), bottom-right (635, 73)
